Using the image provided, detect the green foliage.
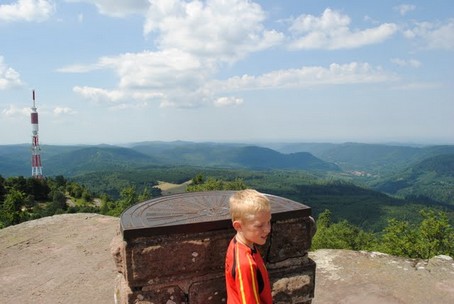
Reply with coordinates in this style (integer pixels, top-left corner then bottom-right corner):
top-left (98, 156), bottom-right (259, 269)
top-left (380, 219), bottom-right (419, 257)
top-left (373, 154), bottom-right (454, 204)
top-left (186, 176), bottom-right (247, 192)
top-left (1, 154), bottom-right (453, 262)
top-left (0, 175), bottom-right (5, 201)
top-left (0, 189), bottom-right (28, 226)
top-left (71, 170), bottom-right (161, 199)
top-left (14, 163), bottom-right (451, 234)
top-left (312, 210), bottom-right (377, 251)
top-left (313, 208), bottom-right (454, 259)
top-left (101, 185), bottom-right (161, 217)
top-left (51, 190), bottom-right (68, 211)
top-left (0, 175), bottom-right (100, 228)
top-left (380, 209), bottom-right (454, 258)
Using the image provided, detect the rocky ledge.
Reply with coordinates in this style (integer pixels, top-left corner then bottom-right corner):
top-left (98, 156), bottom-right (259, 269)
top-left (310, 249), bottom-right (454, 304)
top-left (0, 214), bottom-right (453, 304)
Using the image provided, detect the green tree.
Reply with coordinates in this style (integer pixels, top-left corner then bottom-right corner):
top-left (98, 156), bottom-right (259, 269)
top-left (119, 186), bottom-right (138, 209)
top-left (138, 187), bottom-right (151, 202)
top-left (26, 178), bottom-right (50, 201)
top-left (0, 175), bottom-right (6, 202)
top-left (187, 176), bottom-right (247, 192)
top-left (106, 186), bottom-right (138, 217)
top-left (54, 175), bottom-right (67, 189)
top-left (52, 190), bottom-right (68, 211)
top-left (67, 183), bottom-right (83, 198)
top-left (312, 209), bottom-right (377, 251)
top-left (150, 186), bottom-right (162, 198)
top-left (380, 209), bottom-right (454, 258)
top-left (0, 189), bottom-right (27, 227)
top-left (81, 189), bottom-right (92, 202)
top-left (5, 176), bottom-right (27, 194)
top-left (192, 174), bottom-right (205, 185)
top-left (224, 178), bottom-right (247, 190)
top-left (380, 218), bottom-right (418, 257)
top-left (416, 209), bottom-right (454, 258)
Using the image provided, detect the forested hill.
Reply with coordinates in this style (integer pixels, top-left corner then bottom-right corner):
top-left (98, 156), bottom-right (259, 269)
top-left (0, 142), bottom-right (339, 177)
top-left (1, 141), bottom-right (454, 234)
top-left (231, 146), bottom-right (339, 170)
top-left (375, 154), bottom-right (454, 204)
top-left (265, 142), bottom-right (454, 174)
top-left (1, 141), bottom-right (452, 178)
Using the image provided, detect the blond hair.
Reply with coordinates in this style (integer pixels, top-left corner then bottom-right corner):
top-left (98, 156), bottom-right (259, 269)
top-left (229, 189), bottom-right (270, 222)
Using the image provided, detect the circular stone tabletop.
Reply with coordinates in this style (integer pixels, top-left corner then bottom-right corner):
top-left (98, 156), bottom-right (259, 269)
top-left (120, 191), bottom-right (311, 240)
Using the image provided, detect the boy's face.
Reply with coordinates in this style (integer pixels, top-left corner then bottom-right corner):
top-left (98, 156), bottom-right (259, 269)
top-left (234, 210), bottom-right (272, 247)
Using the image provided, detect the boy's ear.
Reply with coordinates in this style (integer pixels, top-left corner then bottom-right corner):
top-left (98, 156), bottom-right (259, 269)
top-left (232, 220), bottom-right (242, 231)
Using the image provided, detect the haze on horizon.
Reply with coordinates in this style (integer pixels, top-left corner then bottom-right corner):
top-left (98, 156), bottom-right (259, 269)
top-left (1, 1), bottom-right (453, 146)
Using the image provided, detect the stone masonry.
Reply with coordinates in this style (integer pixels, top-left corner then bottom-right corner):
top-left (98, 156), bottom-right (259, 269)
top-left (111, 191), bottom-right (316, 303)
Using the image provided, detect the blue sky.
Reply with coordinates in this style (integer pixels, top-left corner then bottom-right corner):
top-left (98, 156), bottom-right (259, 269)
top-left (0, 0), bottom-right (453, 145)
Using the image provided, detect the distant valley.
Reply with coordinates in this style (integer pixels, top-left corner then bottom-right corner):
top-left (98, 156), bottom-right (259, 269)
top-left (1, 141), bottom-right (453, 230)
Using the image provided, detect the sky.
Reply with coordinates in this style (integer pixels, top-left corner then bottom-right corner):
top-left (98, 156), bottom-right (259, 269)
top-left (0, 0), bottom-right (453, 145)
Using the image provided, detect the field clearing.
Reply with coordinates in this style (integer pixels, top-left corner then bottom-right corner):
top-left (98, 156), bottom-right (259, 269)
top-left (157, 180), bottom-right (191, 195)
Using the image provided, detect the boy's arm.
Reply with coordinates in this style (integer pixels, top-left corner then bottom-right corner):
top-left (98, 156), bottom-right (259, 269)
top-left (235, 252), bottom-right (261, 304)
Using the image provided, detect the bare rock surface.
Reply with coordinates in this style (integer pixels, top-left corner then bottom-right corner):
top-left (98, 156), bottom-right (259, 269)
top-left (0, 213), bottom-right (118, 304)
top-left (1, 214), bottom-right (454, 304)
top-left (310, 249), bottom-right (454, 304)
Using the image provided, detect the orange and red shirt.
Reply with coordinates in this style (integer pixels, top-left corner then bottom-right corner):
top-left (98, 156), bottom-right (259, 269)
top-left (225, 237), bottom-right (273, 304)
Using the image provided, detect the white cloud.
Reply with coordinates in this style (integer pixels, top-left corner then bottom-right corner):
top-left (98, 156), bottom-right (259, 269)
top-left (73, 85), bottom-right (164, 108)
top-left (109, 101), bottom-right (149, 111)
top-left (289, 8), bottom-right (397, 50)
top-left (62, 0), bottom-right (286, 109)
top-left (62, 3), bottom-right (398, 110)
top-left (70, 56), bottom-right (397, 108)
top-left (404, 20), bottom-right (454, 50)
top-left (394, 4), bottom-right (416, 16)
top-left (103, 49), bottom-right (205, 89)
top-left (143, 0), bottom-right (283, 62)
top-left (391, 58), bottom-right (421, 68)
top-left (0, 56), bottom-right (22, 89)
top-left (53, 106), bottom-right (76, 116)
top-left (68, 49), bottom-right (220, 108)
top-left (0, 0), bottom-right (55, 22)
top-left (65, 0), bottom-right (149, 17)
top-left (1, 105), bottom-right (29, 117)
top-left (214, 96), bottom-right (243, 107)
top-left (73, 86), bottom-right (126, 103)
top-left (209, 62), bottom-right (397, 92)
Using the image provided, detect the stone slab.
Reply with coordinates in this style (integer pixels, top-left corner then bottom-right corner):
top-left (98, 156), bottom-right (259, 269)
top-left (115, 191), bottom-right (316, 303)
top-left (120, 191), bottom-right (311, 240)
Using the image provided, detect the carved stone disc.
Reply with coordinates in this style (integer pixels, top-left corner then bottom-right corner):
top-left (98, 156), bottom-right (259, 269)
top-left (120, 190), bottom-right (310, 240)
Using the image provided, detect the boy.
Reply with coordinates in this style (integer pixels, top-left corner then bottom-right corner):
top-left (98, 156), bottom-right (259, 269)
top-left (225, 189), bottom-right (273, 304)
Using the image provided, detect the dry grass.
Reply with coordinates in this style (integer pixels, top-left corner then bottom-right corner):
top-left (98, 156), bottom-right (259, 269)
top-left (156, 180), bottom-right (192, 195)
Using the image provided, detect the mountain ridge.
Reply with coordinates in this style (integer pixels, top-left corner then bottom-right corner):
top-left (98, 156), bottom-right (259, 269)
top-left (0, 142), bottom-right (340, 177)
top-left (1, 141), bottom-right (452, 206)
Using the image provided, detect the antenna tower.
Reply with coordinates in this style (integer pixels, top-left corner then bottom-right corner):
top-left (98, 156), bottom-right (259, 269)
top-left (31, 90), bottom-right (43, 179)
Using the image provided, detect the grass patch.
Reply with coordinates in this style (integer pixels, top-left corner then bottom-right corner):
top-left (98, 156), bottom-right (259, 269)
top-left (157, 180), bottom-right (191, 195)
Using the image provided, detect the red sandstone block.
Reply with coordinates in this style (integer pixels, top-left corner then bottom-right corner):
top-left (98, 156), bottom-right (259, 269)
top-left (270, 258), bottom-right (316, 304)
top-left (268, 217), bottom-right (315, 262)
top-left (128, 285), bottom-right (187, 304)
top-left (188, 276), bottom-right (227, 303)
top-left (114, 191), bottom-right (316, 303)
top-left (125, 230), bottom-right (234, 287)
top-left (122, 216), bottom-right (315, 287)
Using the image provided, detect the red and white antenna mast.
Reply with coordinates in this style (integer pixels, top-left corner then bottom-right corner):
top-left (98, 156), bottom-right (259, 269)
top-left (31, 90), bottom-right (43, 179)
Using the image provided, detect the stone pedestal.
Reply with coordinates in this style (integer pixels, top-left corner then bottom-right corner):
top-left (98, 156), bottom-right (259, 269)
top-left (111, 191), bottom-right (316, 303)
